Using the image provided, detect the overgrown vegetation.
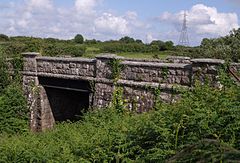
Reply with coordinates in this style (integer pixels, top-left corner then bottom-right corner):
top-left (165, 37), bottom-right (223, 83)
top-left (0, 66), bottom-right (239, 162)
top-left (0, 55), bottom-right (28, 134)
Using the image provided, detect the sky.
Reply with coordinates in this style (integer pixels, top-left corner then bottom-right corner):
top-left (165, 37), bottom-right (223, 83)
top-left (0, 0), bottom-right (240, 46)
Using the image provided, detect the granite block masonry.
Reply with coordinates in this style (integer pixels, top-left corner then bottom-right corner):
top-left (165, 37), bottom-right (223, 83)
top-left (22, 52), bottom-right (240, 131)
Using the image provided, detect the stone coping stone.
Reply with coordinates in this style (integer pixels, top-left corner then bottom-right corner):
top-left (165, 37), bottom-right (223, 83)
top-left (231, 63), bottom-right (240, 66)
top-left (96, 53), bottom-right (125, 60)
top-left (122, 61), bottom-right (192, 69)
top-left (191, 58), bottom-right (225, 64)
top-left (124, 58), bottom-right (167, 63)
top-left (117, 80), bottom-right (189, 90)
top-left (37, 72), bottom-right (95, 81)
top-left (22, 52), bottom-right (40, 57)
top-left (166, 56), bottom-right (191, 60)
top-left (36, 57), bottom-right (96, 63)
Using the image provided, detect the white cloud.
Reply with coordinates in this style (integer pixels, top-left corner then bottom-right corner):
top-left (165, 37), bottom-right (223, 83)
top-left (146, 33), bottom-right (156, 43)
top-left (94, 12), bottom-right (130, 35)
top-left (159, 4), bottom-right (239, 37)
top-left (0, 0), bottom-right (135, 40)
top-left (75, 0), bottom-right (100, 15)
top-left (27, 0), bottom-right (53, 11)
top-left (125, 11), bottom-right (138, 20)
top-left (2, 1), bottom-right (237, 46)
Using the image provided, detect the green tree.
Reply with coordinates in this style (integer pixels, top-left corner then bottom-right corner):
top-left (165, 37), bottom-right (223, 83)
top-left (74, 34), bottom-right (84, 44)
top-left (165, 41), bottom-right (174, 50)
top-left (135, 39), bottom-right (143, 44)
top-left (119, 36), bottom-right (135, 43)
top-left (199, 28), bottom-right (240, 62)
top-left (0, 34), bottom-right (9, 42)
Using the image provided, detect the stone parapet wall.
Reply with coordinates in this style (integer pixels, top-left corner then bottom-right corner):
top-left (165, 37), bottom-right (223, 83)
top-left (36, 57), bottom-right (96, 78)
top-left (231, 63), bottom-right (240, 71)
top-left (121, 61), bottom-right (192, 86)
top-left (191, 58), bottom-right (225, 86)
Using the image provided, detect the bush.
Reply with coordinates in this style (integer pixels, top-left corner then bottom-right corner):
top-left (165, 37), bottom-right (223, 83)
top-left (0, 34), bottom-right (9, 42)
top-left (0, 56), bottom-right (10, 92)
top-left (42, 44), bottom-right (86, 57)
top-left (0, 83), bottom-right (28, 134)
top-left (0, 37), bottom-right (86, 57)
top-left (0, 53), bottom-right (27, 134)
top-left (0, 76), bottom-right (239, 162)
top-left (100, 43), bottom-right (159, 53)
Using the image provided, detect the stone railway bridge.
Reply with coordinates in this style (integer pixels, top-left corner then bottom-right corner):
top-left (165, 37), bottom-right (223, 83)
top-left (22, 52), bottom-right (240, 131)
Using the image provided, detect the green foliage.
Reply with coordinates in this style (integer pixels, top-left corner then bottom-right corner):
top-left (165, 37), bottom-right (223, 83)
top-left (112, 87), bottom-right (126, 114)
top-left (0, 35), bottom-right (86, 57)
top-left (0, 50), bottom-right (28, 134)
top-left (42, 44), bottom-right (86, 57)
top-left (0, 31), bottom-right (240, 162)
top-left (168, 139), bottom-right (240, 162)
top-left (0, 34), bottom-right (9, 42)
top-left (198, 28), bottom-right (240, 62)
top-left (150, 40), bottom-right (174, 51)
top-left (0, 56), bottom-right (11, 93)
top-left (119, 36), bottom-right (135, 44)
top-left (74, 34), bottom-right (84, 44)
top-left (0, 74), bottom-right (239, 162)
top-left (0, 84), bottom-right (28, 134)
top-left (100, 42), bottom-right (159, 53)
top-left (107, 58), bottom-right (124, 81)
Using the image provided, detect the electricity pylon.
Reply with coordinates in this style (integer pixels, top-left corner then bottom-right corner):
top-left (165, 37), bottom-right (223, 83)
top-left (178, 11), bottom-right (189, 46)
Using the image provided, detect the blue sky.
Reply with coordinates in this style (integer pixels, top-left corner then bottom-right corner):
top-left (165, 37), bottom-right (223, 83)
top-left (0, 0), bottom-right (239, 45)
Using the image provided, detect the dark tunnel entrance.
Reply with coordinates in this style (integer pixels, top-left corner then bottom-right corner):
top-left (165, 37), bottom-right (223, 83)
top-left (39, 77), bottom-right (93, 122)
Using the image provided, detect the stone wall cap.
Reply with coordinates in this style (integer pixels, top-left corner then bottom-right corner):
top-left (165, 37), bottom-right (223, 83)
top-left (124, 58), bottom-right (167, 63)
top-left (231, 62), bottom-right (240, 66)
top-left (96, 53), bottom-right (125, 60)
top-left (167, 56), bottom-right (191, 60)
top-left (122, 61), bottom-right (191, 69)
top-left (191, 58), bottom-right (225, 64)
top-left (22, 52), bottom-right (40, 57)
top-left (36, 56), bottom-right (96, 63)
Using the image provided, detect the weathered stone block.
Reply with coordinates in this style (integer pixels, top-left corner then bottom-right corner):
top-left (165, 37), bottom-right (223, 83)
top-left (69, 63), bottom-right (76, 68)
top-left (181, 76), bottom-right (190, 85)
top-left (63, 64), bottom-right (69, 69)
top-left (169, 69), bottom-right (176, 75)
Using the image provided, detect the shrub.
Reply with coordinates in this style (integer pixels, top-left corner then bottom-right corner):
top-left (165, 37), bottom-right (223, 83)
top-left (0, 83), bottom-right (28, 134)
top-left (100, 43), bottom-right (159, 53)
top-left (0, 56), bottom-right (10, 93)
top-left (42, 44), bottom-right (86, 57)
top-left (0, 34), bottom-right (9, 42)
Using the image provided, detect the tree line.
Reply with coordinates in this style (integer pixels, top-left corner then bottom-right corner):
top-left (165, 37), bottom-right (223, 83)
top-left (0, 28), bottom-right (240, 62)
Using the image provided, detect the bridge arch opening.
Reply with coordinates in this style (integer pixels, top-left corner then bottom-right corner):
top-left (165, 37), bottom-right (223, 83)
top-left (38, 77), bottom-right (93, 122)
